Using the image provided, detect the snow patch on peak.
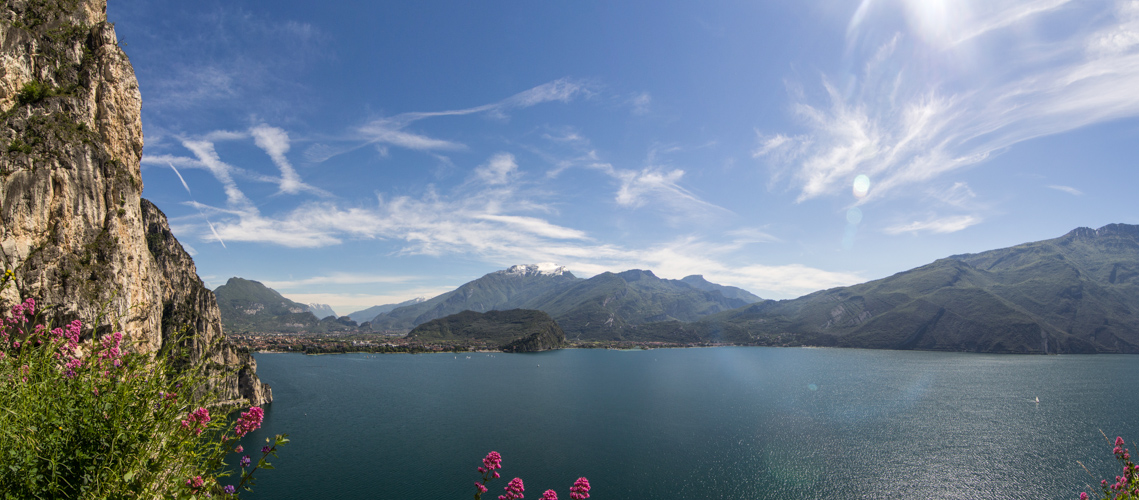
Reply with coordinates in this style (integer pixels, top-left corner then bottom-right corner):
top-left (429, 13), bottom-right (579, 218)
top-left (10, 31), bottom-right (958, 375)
top-left (502, 263), bottom-right (568, 277)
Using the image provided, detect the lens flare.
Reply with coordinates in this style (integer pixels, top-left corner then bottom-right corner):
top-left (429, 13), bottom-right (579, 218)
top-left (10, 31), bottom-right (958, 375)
top-left (846, 207), bottom-right (863, 225)
top-left (852, 175), bottom-right (871, 198)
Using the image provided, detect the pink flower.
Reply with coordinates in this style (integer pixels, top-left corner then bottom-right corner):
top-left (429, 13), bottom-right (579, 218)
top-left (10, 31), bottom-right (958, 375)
top-left (476, 482), bottom-right (488, 494)
top-left (234, 406), bottom-right (265, 437)
top-left (569, 477), bottom-right (590, 500)
top-left (483, 451), bottom-right (503, 471)
top-left (1118, 437), bottom-right (1126, 447)
top-left (498, 477), bottom-right (524, 500)
top-left (182, 407), bottom-right (211, 435)
top-left (186, 475), bottom-right (204, 491)
top-left (542, 490), bottom-right (558, 500)
top-left (234, 445), bottom-right (243, 453)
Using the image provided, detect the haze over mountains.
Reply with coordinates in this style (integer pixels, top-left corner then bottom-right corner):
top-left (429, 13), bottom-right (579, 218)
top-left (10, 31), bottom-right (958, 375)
top-left (214, 224), bottom-right (1139, 353)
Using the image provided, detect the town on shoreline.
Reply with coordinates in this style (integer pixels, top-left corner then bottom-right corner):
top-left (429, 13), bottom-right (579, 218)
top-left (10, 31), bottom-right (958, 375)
top-left (228, 332), bottom-right (743, 355)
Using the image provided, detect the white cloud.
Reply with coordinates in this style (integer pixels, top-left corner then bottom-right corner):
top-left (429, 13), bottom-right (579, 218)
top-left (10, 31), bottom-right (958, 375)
top-left (474, 153), bottom-right (519, 185)
top-left (261, 273), bottom-right (419, 288)
top-left (762, 0), bottom-right (1139, 203)
top-left (250, 124), bottom-right (305, 194)
top-left (630, 92), bottom-right (652, 115)
top-left (1048, 185), bottom-right (1084, 195)
top-left (883, 215), bottom-right (981, 234)
top-left (328, 78), bottom-right (593, 159)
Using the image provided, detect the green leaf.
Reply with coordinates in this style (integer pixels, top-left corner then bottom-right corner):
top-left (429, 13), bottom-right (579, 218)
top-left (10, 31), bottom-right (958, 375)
top-left (123, 471), bottom-right (134, 482)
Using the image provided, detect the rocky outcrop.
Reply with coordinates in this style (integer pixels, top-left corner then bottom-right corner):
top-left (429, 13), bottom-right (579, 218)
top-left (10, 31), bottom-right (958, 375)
top-left (0, 0), bottom-right (269, 404)
top-left (408, 309), bottom-right (566, 351)
top-left (142, 200), bottom-right (270, 405)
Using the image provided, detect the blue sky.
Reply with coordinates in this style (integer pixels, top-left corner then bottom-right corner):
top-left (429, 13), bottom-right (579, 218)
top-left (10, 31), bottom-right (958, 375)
top-left (110, 0), bottom-right (1139, 315)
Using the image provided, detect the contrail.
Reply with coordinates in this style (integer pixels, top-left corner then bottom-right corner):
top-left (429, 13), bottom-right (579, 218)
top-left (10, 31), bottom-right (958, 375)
top-left (167, 162), bottom-right (192, 195)
top-left (169, 161), bottom-right (227, 249)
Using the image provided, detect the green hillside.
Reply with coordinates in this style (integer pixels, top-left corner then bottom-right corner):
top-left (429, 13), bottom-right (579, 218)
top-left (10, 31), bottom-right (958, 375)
top-left (407, 309), bottom-right (565, 351)
top-left (680, 224), bottom-right (1139, 353)
top-left (214, 277), bottom-right (322, 333)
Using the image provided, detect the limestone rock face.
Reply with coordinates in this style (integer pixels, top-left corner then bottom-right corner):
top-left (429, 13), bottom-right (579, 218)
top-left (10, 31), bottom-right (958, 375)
top-left (0, 0), bottom-right (269, 404)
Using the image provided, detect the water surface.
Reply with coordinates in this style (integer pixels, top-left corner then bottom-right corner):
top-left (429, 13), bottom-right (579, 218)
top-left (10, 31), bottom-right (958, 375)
top-left (242, 348), bottom-right (1136, 499)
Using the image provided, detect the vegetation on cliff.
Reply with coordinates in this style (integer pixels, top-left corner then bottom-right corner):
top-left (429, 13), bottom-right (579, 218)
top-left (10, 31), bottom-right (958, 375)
top-left (408, 309), bottom-right (565, 352)
top-left (0, 290), bottom-right (286, 498)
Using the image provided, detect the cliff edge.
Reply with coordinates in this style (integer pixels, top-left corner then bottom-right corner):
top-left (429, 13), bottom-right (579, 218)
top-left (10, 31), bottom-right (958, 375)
top-left (0, 0), bottom-right (270, 404)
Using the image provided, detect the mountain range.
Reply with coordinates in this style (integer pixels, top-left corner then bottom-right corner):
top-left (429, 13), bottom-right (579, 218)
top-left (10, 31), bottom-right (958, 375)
top-left (651, 224), bottom-right (1139, 353)
top-left (213, 224), bottom-right (1139, 353)
top-left (365, 264), bottom-right (762, 338)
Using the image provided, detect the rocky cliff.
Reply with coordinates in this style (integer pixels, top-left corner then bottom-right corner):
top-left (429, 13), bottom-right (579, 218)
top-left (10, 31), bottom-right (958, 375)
top-left (0, 0), bottom-right (269, 404)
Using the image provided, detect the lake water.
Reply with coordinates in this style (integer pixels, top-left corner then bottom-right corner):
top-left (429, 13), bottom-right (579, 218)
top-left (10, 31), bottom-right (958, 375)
top-left (241, 347), bottom-right (1139, 499)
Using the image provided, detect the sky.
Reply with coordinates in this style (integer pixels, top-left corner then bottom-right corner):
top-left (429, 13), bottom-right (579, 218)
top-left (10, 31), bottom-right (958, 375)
top-left (109, 0), bottom-right (1139, 316)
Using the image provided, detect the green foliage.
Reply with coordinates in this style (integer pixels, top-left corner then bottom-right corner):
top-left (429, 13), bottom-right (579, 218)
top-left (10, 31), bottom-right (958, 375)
top-left (6, 139), bottom-right (33, 155)
top-left (213, 277), bottom-right (322, 333)
top-left (15, 81), bottom-right (53, 106)
top-left (0, 293), bottom-right (286, 499)
top-left (408, 309), bottom-right (565, 351)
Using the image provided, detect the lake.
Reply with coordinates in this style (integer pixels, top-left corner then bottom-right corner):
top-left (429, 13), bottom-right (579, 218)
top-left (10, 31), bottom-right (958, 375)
top-left (241, 347), bottom-right (1138, 499)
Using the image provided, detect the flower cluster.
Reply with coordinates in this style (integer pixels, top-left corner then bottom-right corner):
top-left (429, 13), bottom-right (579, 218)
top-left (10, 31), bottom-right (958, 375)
top-left (98, 331), bottom-right (125, 369)
top-left (186, 475), bottom-right (205, 494)
top-left (1081, 435), bottom-right (1139, 500)
top-left (569, 477), bottom-right (590, 500)
top-left (473, 451), bottom-right (590, 500)
top-left (181, 407), bottom-right (211, 436)
top-left (1, 298), bottom-right (35, 350)
top-left (234, 406), bottom-right (265, 437)
top-left (499, 477), bottom-right (524, 500)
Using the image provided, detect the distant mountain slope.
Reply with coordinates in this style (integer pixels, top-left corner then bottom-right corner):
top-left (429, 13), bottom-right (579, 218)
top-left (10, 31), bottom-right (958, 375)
top-left (368, 265), bottom-right (580, 330)
top-left (308, 303), bottom-right (337, 319)
top-left (407, 309), bottom-right (565, 351)
top-left (680, 275), bottom-right (762, 303)
top-left (214, 277), bottom-right (321, 333)
top-left (369, 265), bottom-right (756, 339)
top-left (529, 269), bottom-right (754, 340)
top-left (346, 297), bottom-right (425, 324)
top-left (689, 224), bottom-right (1139, 353)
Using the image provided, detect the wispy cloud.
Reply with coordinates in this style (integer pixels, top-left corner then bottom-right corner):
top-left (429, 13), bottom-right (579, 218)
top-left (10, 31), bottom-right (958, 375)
top-left (759, 0), bottom-right (1139, 204)
top-left (261, 273), bottom-right (420, 288)
top-left (630, 92), bottom-right (652, 115)
top-left (474, 153), bottom-right (519, 185)
top-left (250, 124), bottom-right (304, 194)
top-left (305, 78), bottom-right (594, 162)
top-left (883, 215), bottom-right (981, 235)
top-left (1048, 185), bottom-right (1084, 195)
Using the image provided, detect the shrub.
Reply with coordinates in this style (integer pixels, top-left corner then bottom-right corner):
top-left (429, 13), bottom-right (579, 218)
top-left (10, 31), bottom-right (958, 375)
top-left (1079, 435), bottom-right (1139, 500)
top-left (15, 80), bottom-right (51, 106)
top-left (0, 290), bottom-right (286, 499)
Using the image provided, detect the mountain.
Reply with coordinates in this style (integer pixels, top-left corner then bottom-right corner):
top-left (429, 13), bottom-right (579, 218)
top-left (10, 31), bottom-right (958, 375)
top-left (681, 275), bottom-right (762, 303)
top-left (368, 264), bottom-right (580, 330)
top-left (308, 303), bottom-right (337, 319)
top-left (407, 309), bottom-right (565, 352)
top-left (687, 224), bottom-right (1139, 353)
top-left (214, 278), bottom-right (322, 333)
top-left (346, 297), bottom-right (425, 324)
top-left (369, 264), bottom-right (756, 339)
top-left (0, 0), bottom-right (267, 404)
top-left (535, 270), bottom-right (755, 340)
